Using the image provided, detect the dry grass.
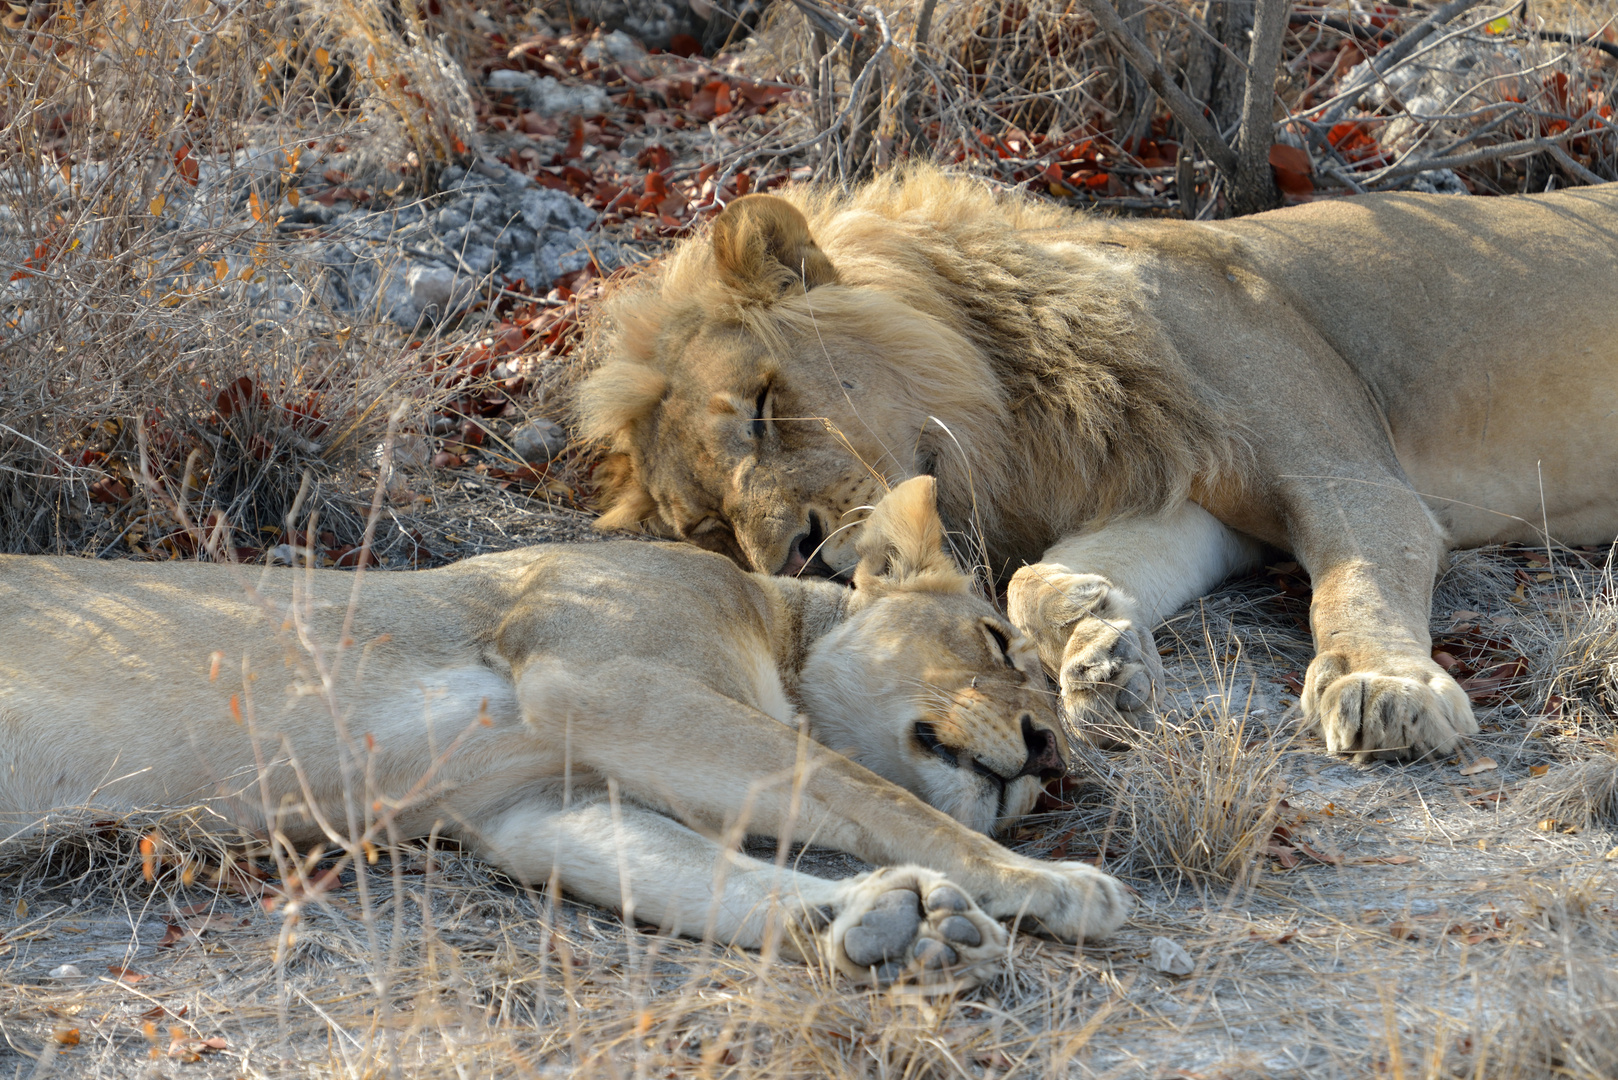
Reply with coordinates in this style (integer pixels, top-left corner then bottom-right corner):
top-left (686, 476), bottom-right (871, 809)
top-left (6, 0), bottom-right (1618, 1076)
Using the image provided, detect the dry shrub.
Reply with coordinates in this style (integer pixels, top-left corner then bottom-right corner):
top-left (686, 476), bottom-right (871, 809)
top-left (0, 0), bottom-right (479, 557)
top-left (1070, 691), bottom-right (1287, 891)
top-left (739, 0), bottom-right (1616, 202)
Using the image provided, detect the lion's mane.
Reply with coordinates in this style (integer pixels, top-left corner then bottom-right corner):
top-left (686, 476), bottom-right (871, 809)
top-left (583, 167), bottom-right (1244, 569)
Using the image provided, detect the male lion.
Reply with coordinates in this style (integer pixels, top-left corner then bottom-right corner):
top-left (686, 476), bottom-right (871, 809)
top-left (0, 478), bottom-right (1128, 987)
top-left (582, 168), bottom-right (1618, 761)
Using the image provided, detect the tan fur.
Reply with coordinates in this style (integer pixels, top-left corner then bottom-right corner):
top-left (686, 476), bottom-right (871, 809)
top-left (0, 479), bottom-right (1128, 988)
top-left (582, 168), bottom-right (1618, 760)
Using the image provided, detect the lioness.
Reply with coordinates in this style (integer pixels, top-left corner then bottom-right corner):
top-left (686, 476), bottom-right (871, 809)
top-left (582, 169), bottom-right (1618, 761)
top-left (0, 478), bottom-right (1128, 987)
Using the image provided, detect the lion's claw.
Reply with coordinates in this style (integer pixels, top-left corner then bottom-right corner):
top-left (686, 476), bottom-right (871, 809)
top-left (1055, 588), bottom-right (1163, 743)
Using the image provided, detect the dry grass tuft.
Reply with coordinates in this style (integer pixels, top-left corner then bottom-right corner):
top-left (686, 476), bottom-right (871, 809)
top-left (1539, 553), bottom-right (1618, 730)
top-left (1518, 749), bottom-right (1618, 831)
top-left (1106, 703), bottom-right (1288, 890)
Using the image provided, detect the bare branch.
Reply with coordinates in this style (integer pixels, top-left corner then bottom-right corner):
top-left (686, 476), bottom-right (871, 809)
top-left (1317, 0), bottom-right (1489, 129)
top-left (1230, 0), bottom-right (1289, 215)
top-left (1364, 124), bottom-right (1597, 187)
top-left (1075, 0), bottom-right (1239, 182)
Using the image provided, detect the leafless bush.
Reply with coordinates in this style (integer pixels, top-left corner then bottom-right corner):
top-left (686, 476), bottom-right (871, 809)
top-left (0, 0), bottom-right (477, 557)
top-left (732, 0), bottom-right (1616, 209)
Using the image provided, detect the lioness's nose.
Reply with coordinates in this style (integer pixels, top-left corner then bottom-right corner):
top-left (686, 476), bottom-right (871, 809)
top-left (1018, 714), bottom-right (1067, 780)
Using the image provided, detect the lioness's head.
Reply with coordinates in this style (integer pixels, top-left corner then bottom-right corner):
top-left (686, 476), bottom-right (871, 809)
top-left (580, 181), bottom-right (1012, 578)
top-left (802, 477), bottom-right (1065, 834)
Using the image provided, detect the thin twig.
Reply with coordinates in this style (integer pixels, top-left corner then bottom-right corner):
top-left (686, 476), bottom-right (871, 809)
top-left (1075, 0), bottom-right (1239, 181)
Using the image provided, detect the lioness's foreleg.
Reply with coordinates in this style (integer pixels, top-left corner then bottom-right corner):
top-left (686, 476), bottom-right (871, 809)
top-left (1283, 476), bottom-right (1477, 761)
top-left (1007, 501), bottom-right (1262, 740)
top-left (514, 660), bottom-right (1132, 943)
top-left (472, 797), bottom-right (1009, 987)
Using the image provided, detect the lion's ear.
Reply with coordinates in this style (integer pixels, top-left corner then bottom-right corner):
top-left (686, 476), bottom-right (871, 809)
top-left (711, 195), bottom-right (839, 299)
top-left (853, 477), bottom-right (972, 597)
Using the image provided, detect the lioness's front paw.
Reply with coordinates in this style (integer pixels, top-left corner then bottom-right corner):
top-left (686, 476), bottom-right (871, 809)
top-left (1054, 581), bottom-right (1163, 743)
top-left (1303, 651), bottom-right (1479, 762)
top-left (823, 866), bottom-right (1009, 989)
top-left (1001, 859), bottom-right (1134, 943)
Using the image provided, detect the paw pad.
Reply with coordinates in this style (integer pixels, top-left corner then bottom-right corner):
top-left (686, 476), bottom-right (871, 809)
top-left (842, 888), bottom-right (922, 968)
top-left (912, 938), bottom-right (958, 970)
top-left (937, 915), bottom-right (981, 947)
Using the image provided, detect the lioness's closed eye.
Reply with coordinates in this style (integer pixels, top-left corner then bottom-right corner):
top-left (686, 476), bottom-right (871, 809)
top-left (0, 476), bottom-right (1129, 991)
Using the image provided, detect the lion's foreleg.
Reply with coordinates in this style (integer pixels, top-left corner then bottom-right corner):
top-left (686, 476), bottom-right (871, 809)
top-left (512, 661), bottom-right (1132, 946)
top-left (1008, 501), bottom-right (1261, 740)
top-left (1284, 477), bottom-right (1477, 761)
top-left (470, 796), bottom-right (1012, 988)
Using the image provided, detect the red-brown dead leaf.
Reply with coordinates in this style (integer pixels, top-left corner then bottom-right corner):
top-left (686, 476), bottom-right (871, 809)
top-left (140, 1003), bottom-right (188, 1020)
top-left (157, 923), bottom-right (185, 948)
top-left (89, 477), bottom-right (132, 504)
top-left (1269, 143), bottom-right (1314, 195)
top-left (107, 964), bottom-right (146, 983)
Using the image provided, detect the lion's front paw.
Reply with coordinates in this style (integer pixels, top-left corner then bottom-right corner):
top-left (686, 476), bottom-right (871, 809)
top-left (1303, 651), bottom-right (1479, 762)
top-left (1056, 583), bottom-right (1163, 743)
top-left (823, 867), bottom-right (1010, 990)
top-left (1003, 859), bottom-right (1134, 943)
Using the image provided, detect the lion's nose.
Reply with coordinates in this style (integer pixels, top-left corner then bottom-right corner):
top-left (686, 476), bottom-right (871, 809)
top-left (1018, 714), bottom-right (1067, 780)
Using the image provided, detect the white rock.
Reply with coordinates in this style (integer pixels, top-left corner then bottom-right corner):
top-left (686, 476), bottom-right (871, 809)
top-left (486, 71), bottom-right (610, 116)
top-left (583, 30), bottom-right (645, 65)
top-left (406, 264), bottom-right (473, 317)
top-left (376, 433), bottom-right (432, 470)
top-left (1148, 936), bottom-right (1194, 976)
top-left (48, 964), bottom-right (84, 979)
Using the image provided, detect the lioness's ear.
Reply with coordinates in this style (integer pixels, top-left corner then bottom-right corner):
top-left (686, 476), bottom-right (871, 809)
top-left (711, 195), bottom-right (839, 299)
top-left (853, 476), bottom-right (972, 597)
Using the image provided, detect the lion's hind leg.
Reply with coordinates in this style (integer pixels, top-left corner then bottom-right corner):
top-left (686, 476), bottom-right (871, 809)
top-left (470, 797), bottom-right (1009, 989)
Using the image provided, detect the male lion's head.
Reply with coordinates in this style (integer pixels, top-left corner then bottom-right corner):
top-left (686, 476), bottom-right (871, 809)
top-left (581, 170), bottom-right (1226, 579)
top-left (803, 477), bottom-right (1066, 833)
top-left (580, 180), bottom-right (1015, 578)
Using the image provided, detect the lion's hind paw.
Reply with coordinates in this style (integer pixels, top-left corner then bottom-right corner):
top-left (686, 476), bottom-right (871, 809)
top-left (826, 867), bottom-right (1009, 990)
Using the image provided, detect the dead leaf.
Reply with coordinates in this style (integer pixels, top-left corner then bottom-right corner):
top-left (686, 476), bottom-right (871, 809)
top-left (107, 964), bottom-right (145, 983)
top-left (140, 1004), bottom-right (188, 1020)
top-left (166, 1031), bottom-right (228, 1061)
top-left (1459, 757), bottom-right (1498, 776)
top-left (157, 923), bottom-right (185, 948)
top-left (52, 1027), bottom-right (79, 1045)
top-left (1529, 764), bottom-right (1550, 777)
top-left (1292, 839), bottom-right (1343, 865)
